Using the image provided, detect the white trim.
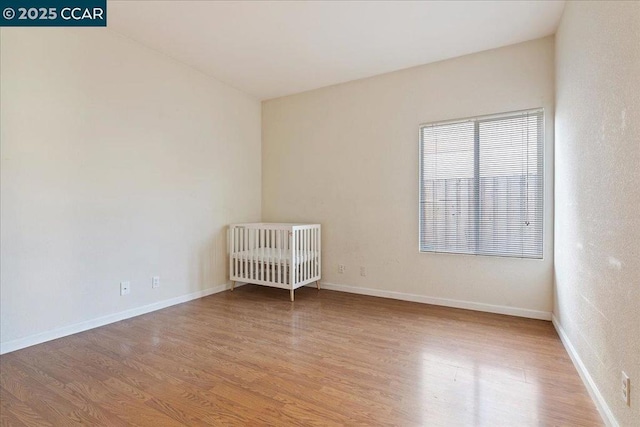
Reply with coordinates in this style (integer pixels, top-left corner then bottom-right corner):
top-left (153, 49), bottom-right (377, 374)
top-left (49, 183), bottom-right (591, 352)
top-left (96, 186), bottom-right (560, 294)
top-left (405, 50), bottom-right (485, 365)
top-left (551, 314), bottom-right (618, 427)
top-left (0, 282), bottom-right (243, 355)
top-left (310, 281), bottom-right (551, 320)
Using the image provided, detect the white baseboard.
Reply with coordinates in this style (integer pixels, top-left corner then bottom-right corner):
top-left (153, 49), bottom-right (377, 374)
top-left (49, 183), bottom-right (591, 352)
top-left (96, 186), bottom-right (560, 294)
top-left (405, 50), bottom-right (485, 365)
top-left (0, 282), bottom-right (242, 355)
top-left (551, 315), bottom-right (617, 427)
top-left (311, 281), bottom-right (551, 320)
top-left (0, 279), bottom-right (551, 353)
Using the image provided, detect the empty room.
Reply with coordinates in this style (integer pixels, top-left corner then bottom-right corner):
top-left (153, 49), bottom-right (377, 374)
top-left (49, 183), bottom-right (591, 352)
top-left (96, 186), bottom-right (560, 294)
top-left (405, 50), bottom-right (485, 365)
top-left (1, 1), bottom-right (638, 426)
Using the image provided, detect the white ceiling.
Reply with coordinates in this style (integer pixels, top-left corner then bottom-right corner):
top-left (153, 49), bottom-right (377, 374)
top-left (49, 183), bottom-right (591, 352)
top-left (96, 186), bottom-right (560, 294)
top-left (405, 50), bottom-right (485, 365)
top-left (108, 1), bottom-right (565, 100)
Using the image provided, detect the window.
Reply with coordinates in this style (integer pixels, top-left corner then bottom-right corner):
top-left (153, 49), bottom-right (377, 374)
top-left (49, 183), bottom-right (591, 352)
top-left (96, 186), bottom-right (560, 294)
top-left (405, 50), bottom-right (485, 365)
top-left (419, 109), bottom-right (544, 258)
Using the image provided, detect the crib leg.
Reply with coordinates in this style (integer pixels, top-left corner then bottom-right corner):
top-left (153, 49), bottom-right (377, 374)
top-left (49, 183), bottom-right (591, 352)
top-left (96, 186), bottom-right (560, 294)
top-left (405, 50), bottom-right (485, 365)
top-left (290, 289), bottom-right (294, 302)
top-left (316, 280), bottom-right (320, 290)
top-left (231, 281), bottom-right (235, 291)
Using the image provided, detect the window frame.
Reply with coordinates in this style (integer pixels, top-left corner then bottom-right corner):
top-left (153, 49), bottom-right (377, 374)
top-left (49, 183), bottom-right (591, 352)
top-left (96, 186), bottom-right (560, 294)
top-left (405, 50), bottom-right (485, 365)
top-left (418, 108), bottom-right (545, 259)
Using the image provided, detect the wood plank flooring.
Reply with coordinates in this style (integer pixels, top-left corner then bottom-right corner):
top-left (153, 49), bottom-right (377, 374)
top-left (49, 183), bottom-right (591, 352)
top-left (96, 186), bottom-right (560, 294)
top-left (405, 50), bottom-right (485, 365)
top-left (1, 285), bottom-right (602, 426)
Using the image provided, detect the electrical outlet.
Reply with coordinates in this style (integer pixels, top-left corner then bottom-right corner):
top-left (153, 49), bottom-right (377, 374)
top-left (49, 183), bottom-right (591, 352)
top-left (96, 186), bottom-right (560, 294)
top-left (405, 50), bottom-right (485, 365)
top-left (338, 264), bottom-right (345, 274)
top-left (120, 281), bottom-right (130, 296)
top-left (360, 266), bottom-right (366, 277)
top-left (152, 276), bottom-right (160, 289)
top-left (622, 371), bottom-right (630, 405)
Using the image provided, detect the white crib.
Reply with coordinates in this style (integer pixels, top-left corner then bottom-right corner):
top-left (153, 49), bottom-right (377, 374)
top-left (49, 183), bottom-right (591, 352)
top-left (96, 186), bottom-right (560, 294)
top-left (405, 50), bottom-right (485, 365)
top-left (229, 223), bottom-right (321, 301)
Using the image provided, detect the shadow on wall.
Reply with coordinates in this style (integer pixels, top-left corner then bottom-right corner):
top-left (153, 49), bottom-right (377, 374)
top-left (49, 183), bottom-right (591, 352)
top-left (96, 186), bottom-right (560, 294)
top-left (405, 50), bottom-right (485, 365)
top-left (192, 227), bottom-right (228, 292)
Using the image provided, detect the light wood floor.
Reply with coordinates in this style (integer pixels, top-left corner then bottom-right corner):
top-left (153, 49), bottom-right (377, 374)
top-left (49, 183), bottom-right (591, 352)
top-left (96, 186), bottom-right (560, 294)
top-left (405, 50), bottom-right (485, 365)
top-left (1, 285), bottom-right (602, 426)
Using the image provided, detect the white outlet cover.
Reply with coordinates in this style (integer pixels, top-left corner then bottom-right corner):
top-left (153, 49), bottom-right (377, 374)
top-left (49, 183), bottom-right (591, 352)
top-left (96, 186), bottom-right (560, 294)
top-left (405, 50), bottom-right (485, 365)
top-left (152, 276), bottom-right (160, 288)
top-left (120, 281), bottom-right (130, 296)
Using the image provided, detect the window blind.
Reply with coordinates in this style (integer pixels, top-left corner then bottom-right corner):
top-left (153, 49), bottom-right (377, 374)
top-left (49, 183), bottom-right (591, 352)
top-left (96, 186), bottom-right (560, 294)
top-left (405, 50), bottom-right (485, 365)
top-left (419, 109), bottom-right (544, 258)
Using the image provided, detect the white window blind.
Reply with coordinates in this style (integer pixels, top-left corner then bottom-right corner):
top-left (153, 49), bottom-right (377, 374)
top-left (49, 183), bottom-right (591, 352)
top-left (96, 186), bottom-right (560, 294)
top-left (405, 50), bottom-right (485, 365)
top-left (419, 109), bottom-right (544, 258)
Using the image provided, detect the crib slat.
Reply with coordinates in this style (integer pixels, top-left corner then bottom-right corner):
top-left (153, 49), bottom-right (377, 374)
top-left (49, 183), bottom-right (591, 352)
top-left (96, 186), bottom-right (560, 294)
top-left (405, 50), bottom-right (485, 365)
top-left (298, 229), bottom-right (301, 284)
top-left (301, 229), bottom-right (305, 282)
top-left (308, 228), bottom-right (311, 281)
top-left (235, 227), bottom-right (240, 280)
top-left (238, 227), bottom-right (241, 279)
top-left (237, 227), bottom-right (241, 279)
top-left (318, 227), bottom-right (320, 278)
top-left (304, 229), bottom-right (308, 282)
top-left (318, 226), bottom-right (322, 281)
top-left (240, 227), bottom-right (244, 280)
top-left (247, 229), bottom-right (255, 280)
top-left (268, 229), bottom-right (273, 283)
top-left (273, 229), bottom-right (277, 284)
top-left (308, 228), bottom-right (312, 280)
top-left (243, 227), bottom-right (247, 280)
top-left (312, 227), bottom-right (315, 278)
top-left (311, 227), bottom-right (315, 279)
top-left (229, 227), bottom-right (233, 279)
top-left (237, 227), bottom-right (242, 279)
top-left (297, 228), bottom-right (301, 283)
top-left (292, 229), bottom-right (297, 287)
top-left (301, 228), bottom-right (304, 282)
top-left (262, 228), bottom-right (266, 282)
top-left (259, 228), bottom-right (262, 281)
top-left (275, 229), bottom-right (279, 284)
top-left (267, 229), bottom-right (271, 283)
top-left (245, 228), bottom-right (249, 280)
top-left (255, 228), bottom-right (258, 281)
top-left (288, 229), bottom-right (291, 285)
top-left (233, 227), bottom-right (237, 279)
top-left (265, 228), bottom-right (268, 282)
top-left (246, 228), bottom-right (249, 281)
top-left (236, 227), bottom-right (240, 279)
top-left (279, 230), bottom-right (282, 284)
top-left (308, 228), bottom-right (311, 280)
top-left (264, 229), bottom-right (269, 283)
top-left (270, 229), bottom-right (274, 283)
top-left (230, 227), bottom-right (234, 279)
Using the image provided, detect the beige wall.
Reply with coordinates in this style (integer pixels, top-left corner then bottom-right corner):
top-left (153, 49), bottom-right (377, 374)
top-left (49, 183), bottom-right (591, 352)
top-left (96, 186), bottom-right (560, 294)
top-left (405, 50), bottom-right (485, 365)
top-left (554, 2), bottom-right (640, 425)
top-left (0, 29), bottom-right (261, 347)
top-left (263, 37), bottom-right (555, 317)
